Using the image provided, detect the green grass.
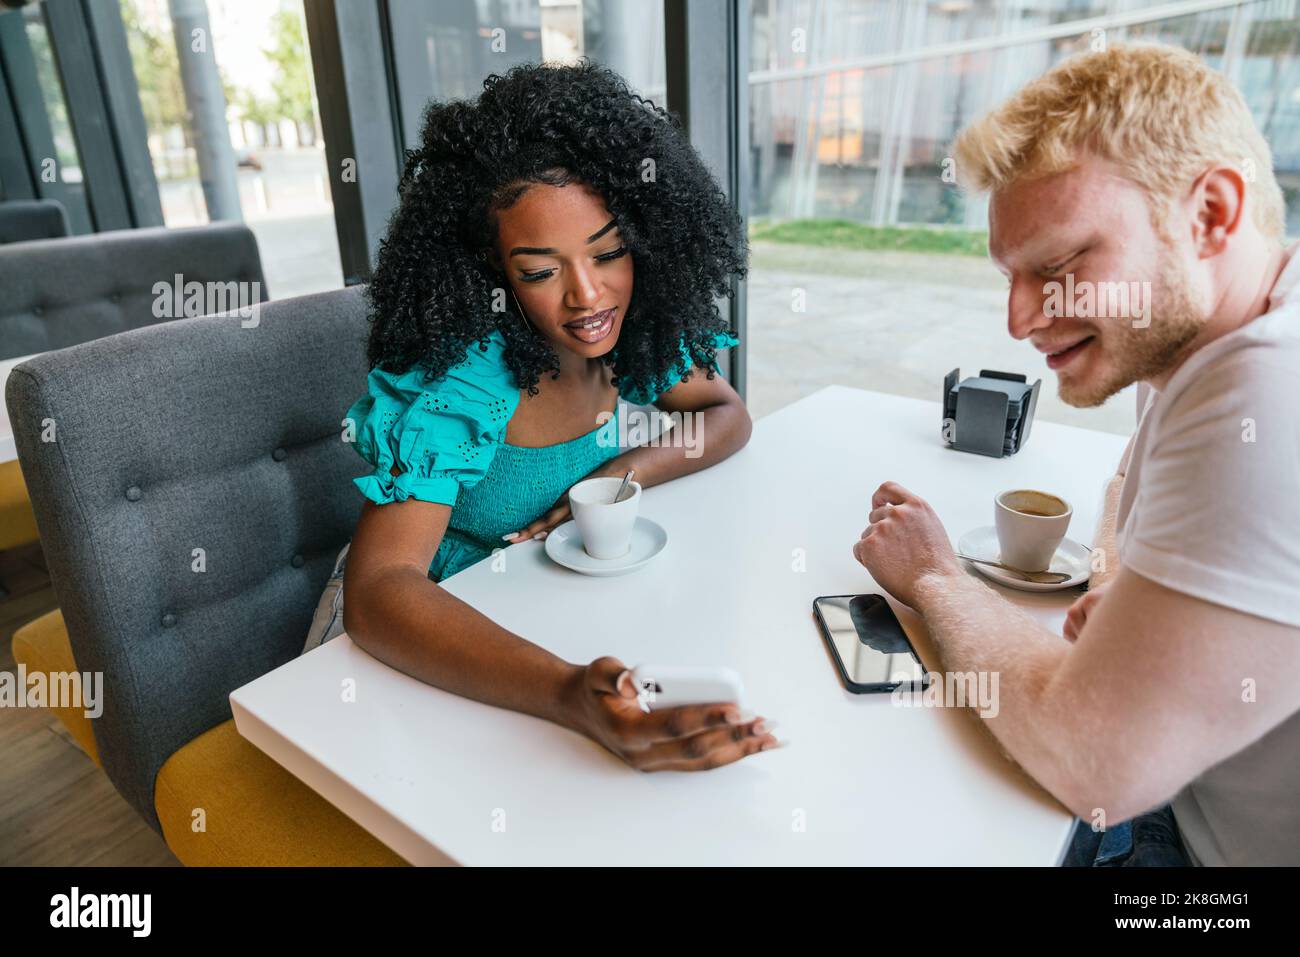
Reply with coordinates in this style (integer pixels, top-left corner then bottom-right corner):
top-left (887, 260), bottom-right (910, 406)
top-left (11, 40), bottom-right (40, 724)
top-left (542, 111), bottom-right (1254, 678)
top-left (749, 218), bottom-right (989, 257)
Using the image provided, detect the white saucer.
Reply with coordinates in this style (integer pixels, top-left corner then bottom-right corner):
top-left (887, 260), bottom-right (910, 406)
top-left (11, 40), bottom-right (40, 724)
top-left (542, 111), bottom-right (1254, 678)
top-left (544, 517), bottom-right (668, 577)
top-left (956, 525), bottom-right (1092, 592)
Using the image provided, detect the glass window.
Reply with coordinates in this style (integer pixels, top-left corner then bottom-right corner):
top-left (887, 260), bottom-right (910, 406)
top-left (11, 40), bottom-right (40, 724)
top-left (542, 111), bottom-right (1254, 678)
top-left (386, 0), bottom-right (666, 152)
top-left (746, 0), bottom-right (1300, 435)
top-left (119, 0), bottom-right (343, 298)
top-left (21, 4), bottom-right (92, 233)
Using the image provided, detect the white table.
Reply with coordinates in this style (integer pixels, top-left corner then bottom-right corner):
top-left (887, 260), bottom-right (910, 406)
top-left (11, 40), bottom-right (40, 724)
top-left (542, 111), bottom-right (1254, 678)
top-left (1, 354), bottom-right (40, 465)
top-left (231, 386), bottom-right (1129, 865)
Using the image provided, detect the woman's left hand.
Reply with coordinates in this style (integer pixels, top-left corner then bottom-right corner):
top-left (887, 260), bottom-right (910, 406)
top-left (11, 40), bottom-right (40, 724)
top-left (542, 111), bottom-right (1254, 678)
top-left (501, 498), bottom-right (572, 544)
top-left (501, 462), bottom-right (631, 544)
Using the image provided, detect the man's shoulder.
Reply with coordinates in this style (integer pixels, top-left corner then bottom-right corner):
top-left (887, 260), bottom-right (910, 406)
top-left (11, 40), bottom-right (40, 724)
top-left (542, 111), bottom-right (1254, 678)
top-left (1160, 306), bottom-right (1300, 424)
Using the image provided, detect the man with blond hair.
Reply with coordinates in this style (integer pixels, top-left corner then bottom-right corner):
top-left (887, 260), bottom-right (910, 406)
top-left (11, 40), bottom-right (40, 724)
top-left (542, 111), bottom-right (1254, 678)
top-left (853, 42), bottom-right (1299, 865)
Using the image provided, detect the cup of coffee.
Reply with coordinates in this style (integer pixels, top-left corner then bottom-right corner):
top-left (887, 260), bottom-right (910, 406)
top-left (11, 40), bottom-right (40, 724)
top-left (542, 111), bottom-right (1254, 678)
top-left (994, 489), bottom-right (1072, 572)
top-left (569, 476), bottom-right (642, 559)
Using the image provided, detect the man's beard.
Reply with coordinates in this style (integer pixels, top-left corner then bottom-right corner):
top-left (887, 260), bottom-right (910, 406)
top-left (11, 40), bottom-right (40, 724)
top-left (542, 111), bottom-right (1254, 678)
top-left (1058, 244), bottom-right (1211, 408)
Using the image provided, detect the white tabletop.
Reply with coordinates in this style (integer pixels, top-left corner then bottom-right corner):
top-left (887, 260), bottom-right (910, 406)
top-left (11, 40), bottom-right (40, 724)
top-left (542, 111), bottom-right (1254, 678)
top-left (1, 354), bottom-right (41, 465)
top-left (231, 386), bottom-right (1129, 865)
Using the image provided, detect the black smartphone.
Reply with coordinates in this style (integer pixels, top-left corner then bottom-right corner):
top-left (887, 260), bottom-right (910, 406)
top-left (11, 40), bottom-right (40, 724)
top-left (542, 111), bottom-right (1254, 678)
top-left (812, 594), bottom-right (930, 694)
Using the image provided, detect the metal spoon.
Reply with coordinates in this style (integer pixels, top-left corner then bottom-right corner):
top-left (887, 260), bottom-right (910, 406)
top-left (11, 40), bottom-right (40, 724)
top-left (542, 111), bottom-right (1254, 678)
top-left (612, 468), bottom-right (635, 504)
top-left (957, 554), bottom-right (1072, 585)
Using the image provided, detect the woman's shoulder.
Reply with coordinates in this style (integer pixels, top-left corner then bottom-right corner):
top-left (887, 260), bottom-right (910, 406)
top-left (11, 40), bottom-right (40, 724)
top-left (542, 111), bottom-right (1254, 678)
top-left (354, 329), bottom-right (520, 421)
top-left (618, 329), bottom-right (739, 406)
top-left (439, 328), bottom-right (518, 398)
top-left (345, 330), bottom-right (519, 505)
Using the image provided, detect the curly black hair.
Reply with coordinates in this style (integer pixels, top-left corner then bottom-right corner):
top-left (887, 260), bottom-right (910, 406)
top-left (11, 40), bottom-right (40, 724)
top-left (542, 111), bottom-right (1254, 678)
top-left (364, 59), bottom-right (748, 397)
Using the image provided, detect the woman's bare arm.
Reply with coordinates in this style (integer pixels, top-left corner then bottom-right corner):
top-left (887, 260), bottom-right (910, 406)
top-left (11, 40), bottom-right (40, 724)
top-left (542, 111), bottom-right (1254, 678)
top-left (505, 369), bottom-right (752, 541)
top-left (342, 490), bottom-right (585, 730)
top-left (341, 481), bottom-right (777, 768)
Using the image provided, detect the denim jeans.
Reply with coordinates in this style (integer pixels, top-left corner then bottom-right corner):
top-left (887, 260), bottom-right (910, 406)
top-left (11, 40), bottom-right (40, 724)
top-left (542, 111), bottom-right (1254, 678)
top-left (1062, 804), bottom-right (1190, 866)
top-left (301, 542), bottom-right (349, 655)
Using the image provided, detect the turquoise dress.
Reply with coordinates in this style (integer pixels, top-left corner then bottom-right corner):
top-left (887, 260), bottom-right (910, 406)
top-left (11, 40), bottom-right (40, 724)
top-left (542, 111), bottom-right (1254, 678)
top-left (346, 328), bottom-right (737, 581)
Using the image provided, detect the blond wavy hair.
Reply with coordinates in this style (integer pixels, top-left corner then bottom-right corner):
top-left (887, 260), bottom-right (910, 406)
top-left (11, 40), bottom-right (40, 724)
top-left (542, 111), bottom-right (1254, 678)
top-left (952, 42), bottom-right (1285, 241)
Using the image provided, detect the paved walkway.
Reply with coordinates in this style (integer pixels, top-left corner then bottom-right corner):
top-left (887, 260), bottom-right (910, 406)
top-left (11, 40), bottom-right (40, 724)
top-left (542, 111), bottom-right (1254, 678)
top-left (747, 241), bottom-right (1136, 437)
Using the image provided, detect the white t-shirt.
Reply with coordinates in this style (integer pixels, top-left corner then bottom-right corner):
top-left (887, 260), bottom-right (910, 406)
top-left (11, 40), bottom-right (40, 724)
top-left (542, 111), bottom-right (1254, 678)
top-left (1116, 242), bottom-right (1300, 866)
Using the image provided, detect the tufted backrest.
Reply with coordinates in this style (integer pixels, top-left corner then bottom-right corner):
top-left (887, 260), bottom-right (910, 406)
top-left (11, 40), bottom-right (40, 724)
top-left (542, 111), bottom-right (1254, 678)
top-left (5, 285), bottom-right (372, 833)
top-left (0, 222), bottom-right (266, 360)
top-left (0, 199), bottom-right (71, 245)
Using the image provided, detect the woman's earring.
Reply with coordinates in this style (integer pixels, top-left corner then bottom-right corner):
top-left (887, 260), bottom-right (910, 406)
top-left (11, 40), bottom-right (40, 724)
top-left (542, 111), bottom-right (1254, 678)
top-left (480, 248), bottom-right (535, 335)
top-left (509, 284), bottom-right (537, 335)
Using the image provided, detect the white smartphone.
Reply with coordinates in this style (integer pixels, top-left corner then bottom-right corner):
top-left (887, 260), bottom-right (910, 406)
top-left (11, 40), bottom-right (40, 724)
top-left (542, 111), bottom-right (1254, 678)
top-left (630, 664), bottom-right (745, 712)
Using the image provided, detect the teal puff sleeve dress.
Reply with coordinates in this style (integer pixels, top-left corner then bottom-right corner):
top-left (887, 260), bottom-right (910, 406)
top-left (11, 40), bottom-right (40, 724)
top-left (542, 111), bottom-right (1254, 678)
top-left (300, 328), bottom-right (736, 653)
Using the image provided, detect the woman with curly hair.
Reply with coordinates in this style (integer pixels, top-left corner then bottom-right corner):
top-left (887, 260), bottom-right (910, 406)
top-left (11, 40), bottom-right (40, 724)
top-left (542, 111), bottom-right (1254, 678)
top-left (302, 60), bottom-right (777, 772)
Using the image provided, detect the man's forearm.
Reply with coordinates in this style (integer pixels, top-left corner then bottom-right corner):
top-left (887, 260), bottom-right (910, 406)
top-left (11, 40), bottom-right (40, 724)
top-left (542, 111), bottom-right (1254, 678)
top-left (912, 571), bottom-right (1085, 808)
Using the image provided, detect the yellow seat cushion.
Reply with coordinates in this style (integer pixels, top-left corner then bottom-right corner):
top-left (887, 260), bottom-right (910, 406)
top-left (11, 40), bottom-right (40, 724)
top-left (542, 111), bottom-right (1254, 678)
top-left (154, 718), bottom-right (409, 866)
top-left (13, 609), bottom-right (406, 865)
top-left (0, 459), bottom-right (40, 552)
top-left (11, 609), bottom-right (100, 765)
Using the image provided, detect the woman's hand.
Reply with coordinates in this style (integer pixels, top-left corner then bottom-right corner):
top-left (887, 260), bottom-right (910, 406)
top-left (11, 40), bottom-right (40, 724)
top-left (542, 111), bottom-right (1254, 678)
top-left (501, 461), bottom-right (630, 544)
top-left (561, 657), bottom-right (779, 771)
top-left (501, 498), bottom-right (572, 544)
top-left (1063, 581), bottom-right (1111, 642)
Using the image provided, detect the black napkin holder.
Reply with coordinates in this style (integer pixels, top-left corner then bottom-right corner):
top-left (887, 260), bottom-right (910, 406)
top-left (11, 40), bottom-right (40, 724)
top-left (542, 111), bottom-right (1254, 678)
top-left (942, 367), bottom-right (1041, 458)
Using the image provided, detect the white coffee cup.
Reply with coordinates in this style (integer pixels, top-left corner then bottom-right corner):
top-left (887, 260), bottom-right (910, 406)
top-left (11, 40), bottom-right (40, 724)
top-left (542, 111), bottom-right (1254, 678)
top-left (569, 477), bottom-right (642, 559)
top-left (994, 489), bottom-right (1072, 572)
